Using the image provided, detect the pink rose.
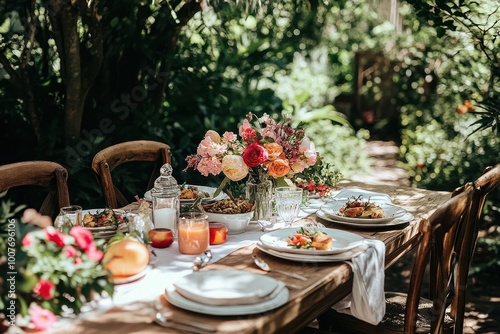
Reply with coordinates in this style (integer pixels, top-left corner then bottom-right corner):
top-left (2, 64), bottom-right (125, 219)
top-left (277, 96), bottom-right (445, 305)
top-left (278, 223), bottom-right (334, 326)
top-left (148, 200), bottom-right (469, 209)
top-left (243, 143), bottom-right (268, 167)
top-left (33, 280), bottom-right (55, 299)
top-left (74, 257), bottom-right (82, 265)
top-left (70, 226), bottom-right (94, 251)
top-left (29, 304), bottom-right (57, 330)
top-left (22, 233), bottom-right (34, 247)
top-left (222, 131), bottom-right (237, 141)
top-left (85, 244), bottom-right (103, 261)
top-left (64, 245), bottom-right (77, 257)
top-left (291, 160), bottom-right (309, 174)
top-left (44, 227), bottom-right (65, 248)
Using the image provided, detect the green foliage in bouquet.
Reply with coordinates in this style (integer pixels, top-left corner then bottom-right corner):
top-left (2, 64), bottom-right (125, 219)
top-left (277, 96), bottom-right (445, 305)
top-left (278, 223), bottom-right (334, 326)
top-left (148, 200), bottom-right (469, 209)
top-left (0, 193), bottom-right (114, 331)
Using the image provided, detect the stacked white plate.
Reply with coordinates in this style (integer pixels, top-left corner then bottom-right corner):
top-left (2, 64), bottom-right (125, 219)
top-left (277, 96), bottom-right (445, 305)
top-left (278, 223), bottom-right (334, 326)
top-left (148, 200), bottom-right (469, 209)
top-left (257, 228), bottom-right (366, 263)
top-left (316, 189), bottom-right (414, 229)
top-left (165, 270), bottom-right (289, 315)
top-left (82, 209), bottom-right (128, 241)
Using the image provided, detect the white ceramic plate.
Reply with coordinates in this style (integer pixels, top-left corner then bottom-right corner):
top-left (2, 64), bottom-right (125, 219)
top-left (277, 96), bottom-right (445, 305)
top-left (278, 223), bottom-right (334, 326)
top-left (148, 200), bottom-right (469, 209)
top-left (320, 201), bottom-right (408, 224)
top-left (144, 185), bottom-right (226, 203)
top-left (331, 188), bottom-right (393, 203)
top-left (316, 209), bottom-right (414, 229)
top-left (165, 283), bottom-right (289, 316)
top-left (112, 266), bottom-right (150, 285)
top-left (256, 243), bottom-right (369, 263)
top-left (173, 270), bottom-right (282, 306)
top-left (259, 228), bottom-right (364, 255)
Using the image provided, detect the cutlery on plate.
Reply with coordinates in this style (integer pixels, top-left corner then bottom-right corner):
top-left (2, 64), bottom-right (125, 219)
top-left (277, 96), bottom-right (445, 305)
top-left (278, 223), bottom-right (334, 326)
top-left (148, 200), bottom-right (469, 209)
top-left (252, 254), bottom-right (308, 281)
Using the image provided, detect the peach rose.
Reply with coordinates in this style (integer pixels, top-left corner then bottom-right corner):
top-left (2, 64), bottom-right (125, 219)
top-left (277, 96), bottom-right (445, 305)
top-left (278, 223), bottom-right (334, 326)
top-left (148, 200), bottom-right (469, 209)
top-left (205, 130), bottom-right (221, 144)
top-left (222, 155), bottom-right (249, 181)
top-left (264, 143), bottom-right (283, 161)
top-left (267, 159), bottom-right (290, 178)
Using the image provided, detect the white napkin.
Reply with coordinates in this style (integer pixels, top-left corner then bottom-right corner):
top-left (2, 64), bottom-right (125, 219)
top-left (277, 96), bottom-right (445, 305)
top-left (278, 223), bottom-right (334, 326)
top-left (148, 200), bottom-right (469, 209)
top-left (332, 239), bottom-right (386, 325)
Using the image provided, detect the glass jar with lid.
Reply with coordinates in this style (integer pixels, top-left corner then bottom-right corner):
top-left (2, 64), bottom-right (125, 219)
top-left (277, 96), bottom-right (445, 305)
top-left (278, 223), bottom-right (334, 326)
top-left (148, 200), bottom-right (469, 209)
top-left (151, 164), bottom-right (181, 236)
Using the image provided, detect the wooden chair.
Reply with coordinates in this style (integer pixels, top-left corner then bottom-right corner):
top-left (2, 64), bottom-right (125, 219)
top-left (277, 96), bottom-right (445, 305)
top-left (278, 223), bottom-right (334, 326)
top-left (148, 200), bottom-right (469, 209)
top-left (0, 161), bottom-right (70, 218)
top-left (91, 140), bottom-right (172, 208)
top-left (316, 185), bottom-right (475, 334)
top-left (450, 163), bottom-right (500, 334)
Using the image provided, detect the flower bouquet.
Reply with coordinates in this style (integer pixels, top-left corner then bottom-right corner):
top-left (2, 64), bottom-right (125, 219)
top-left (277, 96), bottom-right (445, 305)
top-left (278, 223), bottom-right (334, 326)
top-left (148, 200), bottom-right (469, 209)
top-left (184, 112), bottom-right (321, 219)
top-left (1, 208), bottom-right (114, 332)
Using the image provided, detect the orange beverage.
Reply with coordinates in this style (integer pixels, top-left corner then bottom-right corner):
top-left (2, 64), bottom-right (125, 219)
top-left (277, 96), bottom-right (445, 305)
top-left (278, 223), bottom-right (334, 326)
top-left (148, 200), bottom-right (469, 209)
top-left (178, 213), bottom-right (209, 255)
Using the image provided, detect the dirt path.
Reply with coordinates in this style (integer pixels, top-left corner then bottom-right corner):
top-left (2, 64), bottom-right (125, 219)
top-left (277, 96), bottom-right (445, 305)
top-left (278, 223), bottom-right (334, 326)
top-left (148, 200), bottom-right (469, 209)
top-left (357, 140), bottom-right (500, 334)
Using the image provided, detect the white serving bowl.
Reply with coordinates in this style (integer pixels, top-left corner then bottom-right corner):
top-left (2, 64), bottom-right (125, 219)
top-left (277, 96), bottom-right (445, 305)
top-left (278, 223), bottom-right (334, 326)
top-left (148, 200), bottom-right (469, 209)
top-left (205, 211), bottom-right (254, 234)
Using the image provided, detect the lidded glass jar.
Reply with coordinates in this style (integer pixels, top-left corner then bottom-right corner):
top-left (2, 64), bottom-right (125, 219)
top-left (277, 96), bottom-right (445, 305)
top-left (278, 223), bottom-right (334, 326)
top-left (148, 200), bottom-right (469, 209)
top-left (151, 164), bottom-right (181, 235)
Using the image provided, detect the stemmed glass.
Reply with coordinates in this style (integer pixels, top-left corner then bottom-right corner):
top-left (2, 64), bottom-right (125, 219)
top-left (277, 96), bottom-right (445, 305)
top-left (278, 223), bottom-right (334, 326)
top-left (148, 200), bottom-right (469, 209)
top-left (274, 187), bottom-right (303, 228)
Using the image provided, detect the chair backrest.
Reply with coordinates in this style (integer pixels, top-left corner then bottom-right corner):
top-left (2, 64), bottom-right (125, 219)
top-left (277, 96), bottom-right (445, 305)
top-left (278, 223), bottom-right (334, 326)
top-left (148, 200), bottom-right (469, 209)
top-left (449, 163), bottom-right (500, 333)
top-left (404, 185), bottom-right (474, 334)
top-left (91, 140), bottom-right (172, 208)
top-left (0, 161), bottom-right (71, 218)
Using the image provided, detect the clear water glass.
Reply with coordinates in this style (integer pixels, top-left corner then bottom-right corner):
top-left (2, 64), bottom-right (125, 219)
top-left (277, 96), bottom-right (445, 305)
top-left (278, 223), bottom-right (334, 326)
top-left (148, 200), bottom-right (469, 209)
top-left (54, 205), bottom-right (82, 232)
top-left (274, 187), bottom-right (303, 228)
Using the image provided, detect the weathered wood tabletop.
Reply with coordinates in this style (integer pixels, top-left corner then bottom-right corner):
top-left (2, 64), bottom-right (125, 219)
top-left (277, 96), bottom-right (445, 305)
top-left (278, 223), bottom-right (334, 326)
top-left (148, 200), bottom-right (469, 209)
top-left (49, 182), bottom-right (450, 334)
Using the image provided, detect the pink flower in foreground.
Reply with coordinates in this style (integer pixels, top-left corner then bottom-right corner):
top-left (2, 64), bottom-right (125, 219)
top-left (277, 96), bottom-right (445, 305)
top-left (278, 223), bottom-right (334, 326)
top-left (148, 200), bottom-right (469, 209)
top-left (33, 280), bottom-right (55, 299)
top-left (85, 244), bottom-right (103, 262)
top-left (70, 226), bottom-right (94, 251)
top-left (30, 304), bottom-right (57, 331)
top-left (22, 233), bottom-right (34, 247)
top-left (64, 245), bottom-right (78, 257)
top-left (44, 227), bottom-right (65, 248)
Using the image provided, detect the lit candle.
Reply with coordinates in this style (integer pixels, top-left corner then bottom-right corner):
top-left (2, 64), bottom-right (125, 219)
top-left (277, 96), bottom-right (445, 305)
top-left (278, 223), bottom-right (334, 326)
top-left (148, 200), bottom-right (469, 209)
top-left (178, 213), bottom-right (209, 255)
top-left (153, 207), bottom-right (176, 231)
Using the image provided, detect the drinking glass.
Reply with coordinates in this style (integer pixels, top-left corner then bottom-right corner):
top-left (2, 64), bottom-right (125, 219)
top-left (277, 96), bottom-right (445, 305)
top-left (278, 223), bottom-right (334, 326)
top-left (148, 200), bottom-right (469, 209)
top-left (274, 187), bottom-right (303, 228)
top-left (54, 205), bottom-right (82, 232)
top-left (178, 212), bottom-right (209, 255)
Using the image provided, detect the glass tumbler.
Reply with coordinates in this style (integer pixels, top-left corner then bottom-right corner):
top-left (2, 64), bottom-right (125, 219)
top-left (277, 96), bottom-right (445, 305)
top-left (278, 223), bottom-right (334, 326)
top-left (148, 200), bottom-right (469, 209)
top-left (178, 212), bottom-right (209, 255)
top-left (54, 205), bottom-right (82, 232)
top-left (274, 187), bottom-right (303, 227)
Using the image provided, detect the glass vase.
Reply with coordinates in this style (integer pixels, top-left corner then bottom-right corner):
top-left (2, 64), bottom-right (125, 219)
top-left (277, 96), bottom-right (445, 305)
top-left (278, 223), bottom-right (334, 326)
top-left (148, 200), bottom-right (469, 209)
top-left (245, 174), bottom-right (274, 221)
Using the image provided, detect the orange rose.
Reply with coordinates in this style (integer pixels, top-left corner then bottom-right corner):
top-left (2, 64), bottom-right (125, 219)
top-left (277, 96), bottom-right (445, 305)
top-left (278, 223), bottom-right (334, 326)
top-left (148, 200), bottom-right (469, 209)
top-left (267, 159), bottom-right (290, 178)
top-left (264, 143), bottom-right (283, 161)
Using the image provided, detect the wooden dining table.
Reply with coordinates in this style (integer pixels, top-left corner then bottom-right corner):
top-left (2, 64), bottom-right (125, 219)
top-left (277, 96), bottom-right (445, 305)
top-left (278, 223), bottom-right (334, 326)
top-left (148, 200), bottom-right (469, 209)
top-left (49, 181), bottom-right (451, 334)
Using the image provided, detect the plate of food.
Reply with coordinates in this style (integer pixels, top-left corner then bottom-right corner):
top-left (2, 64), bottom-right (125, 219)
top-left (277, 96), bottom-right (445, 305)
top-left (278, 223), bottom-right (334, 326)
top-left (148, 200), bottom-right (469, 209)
top-left (316, 209), bottom-right (414, 229)
top-left (259, 227), bottom-right (364, 255)
top-left (144, 185), bottom-right (225, 203)
top-left (81, 208), bottom-right (127, 232)
top-left (320, 196), bottom-right (408, 224)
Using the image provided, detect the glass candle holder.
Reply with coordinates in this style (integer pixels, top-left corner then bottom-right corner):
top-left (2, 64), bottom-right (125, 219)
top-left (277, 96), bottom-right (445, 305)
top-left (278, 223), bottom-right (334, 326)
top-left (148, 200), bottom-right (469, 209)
top-left (178, 212), bottom-right (209, 255)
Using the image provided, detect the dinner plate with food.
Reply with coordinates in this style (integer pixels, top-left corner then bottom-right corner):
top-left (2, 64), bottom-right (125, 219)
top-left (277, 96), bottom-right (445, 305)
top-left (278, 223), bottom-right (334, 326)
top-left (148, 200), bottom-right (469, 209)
top-left (259, 227), bottom-right (364, 255)
top-left (316, 209), bottom-right (414, 229)
top-left (144, 184), bottom-right (226, 203)
top-left (256, 243), bottom-right (369, 262)
top-left (81, 209), bottom-right (128, 239)
top-left (320, 196), bottom-right (408, 224)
